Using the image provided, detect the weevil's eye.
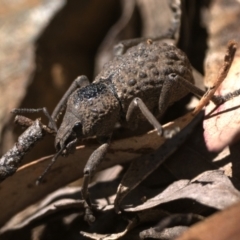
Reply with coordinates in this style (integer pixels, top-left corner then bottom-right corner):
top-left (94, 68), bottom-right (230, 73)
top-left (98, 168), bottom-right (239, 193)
top-left (73, 122), bottom-right (82, 130)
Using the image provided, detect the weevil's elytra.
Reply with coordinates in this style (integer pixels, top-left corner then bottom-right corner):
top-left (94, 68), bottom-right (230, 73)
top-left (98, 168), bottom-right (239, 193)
top-left (95, 41), bottom-right (194, 117)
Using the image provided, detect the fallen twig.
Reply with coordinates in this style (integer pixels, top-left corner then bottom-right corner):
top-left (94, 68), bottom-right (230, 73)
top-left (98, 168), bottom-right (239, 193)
top-left (0, 116), bottom-right (54, 182)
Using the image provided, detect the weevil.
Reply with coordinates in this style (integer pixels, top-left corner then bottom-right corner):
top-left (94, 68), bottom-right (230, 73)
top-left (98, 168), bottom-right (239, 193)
top-left (41, 39), bottom-right (201, 222)
top-left (55, 40), bottom-right (194, 152)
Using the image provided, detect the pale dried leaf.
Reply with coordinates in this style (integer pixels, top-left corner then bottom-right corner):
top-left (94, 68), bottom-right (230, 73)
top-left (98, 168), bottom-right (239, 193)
top-left (204, 54), bottom-right (240, 152)
top-left (203, 0), bottom-right (240, 151)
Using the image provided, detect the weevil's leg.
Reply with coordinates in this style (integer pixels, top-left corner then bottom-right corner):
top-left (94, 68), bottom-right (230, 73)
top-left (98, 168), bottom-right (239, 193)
top-left (12, 107), bottom-right (57, 132)
top-left (158, 75), bottom-right (177, 116)
top-left (81, 137), bottom-right (111, 223)
top-left (176, 75), bottom-right (240, 105)
top-left (49, 75), bottom-right (90, 128)
top-left (157, 72), bottom-right (205, 138)
top-left (157, 73), bottom-right (184, 138)
top-left (126, 97), bottom-right (164, 136)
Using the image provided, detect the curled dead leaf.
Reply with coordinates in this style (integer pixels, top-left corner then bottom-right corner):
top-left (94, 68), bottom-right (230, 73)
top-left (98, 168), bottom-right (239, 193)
top-left (122, 170), bottom-right (240, 212)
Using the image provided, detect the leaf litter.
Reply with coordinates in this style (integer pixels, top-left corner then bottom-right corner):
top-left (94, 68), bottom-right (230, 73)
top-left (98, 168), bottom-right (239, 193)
top-left (2, 1), bottom-right (240, 240)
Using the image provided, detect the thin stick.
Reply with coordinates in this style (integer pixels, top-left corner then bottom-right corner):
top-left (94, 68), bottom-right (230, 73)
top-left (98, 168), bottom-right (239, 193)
top-left (193, 41), bottom-right (237, 115)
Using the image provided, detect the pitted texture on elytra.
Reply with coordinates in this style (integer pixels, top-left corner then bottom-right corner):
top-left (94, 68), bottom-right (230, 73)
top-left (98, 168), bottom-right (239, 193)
top-left (95, 41), bottom-right (194, 114)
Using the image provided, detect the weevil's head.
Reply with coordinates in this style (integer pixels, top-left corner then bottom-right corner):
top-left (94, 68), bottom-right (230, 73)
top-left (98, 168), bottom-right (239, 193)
top-left (55, 82), bottom-right (120, 154)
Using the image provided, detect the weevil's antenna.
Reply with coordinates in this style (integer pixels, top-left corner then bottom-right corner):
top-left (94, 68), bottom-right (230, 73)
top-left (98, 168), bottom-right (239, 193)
top-left (12, 107), bottom-right (58, 133)
top-left (36, 145), bottom-right (65, 185)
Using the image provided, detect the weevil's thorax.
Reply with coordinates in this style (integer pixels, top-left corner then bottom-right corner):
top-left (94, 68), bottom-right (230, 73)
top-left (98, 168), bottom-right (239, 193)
top-left (55, 83), bottom-right (120, 149)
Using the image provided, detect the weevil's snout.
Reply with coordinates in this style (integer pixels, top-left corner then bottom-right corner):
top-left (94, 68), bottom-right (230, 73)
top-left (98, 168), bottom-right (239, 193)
top-left (55, 136), bottom-right (77, 156)
top-left (55, 119), bottom-right (83, 156)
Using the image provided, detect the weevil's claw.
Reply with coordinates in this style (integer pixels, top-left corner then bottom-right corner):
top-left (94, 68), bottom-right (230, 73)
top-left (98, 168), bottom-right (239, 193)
top-left (156, 127), bottom-right (163, 136)
top-left (163, 126), bottom-right (180, 139)
top-left (84, 211), bottom-right (96, 224)
top-left (36, 175), bottom-right (44, 185)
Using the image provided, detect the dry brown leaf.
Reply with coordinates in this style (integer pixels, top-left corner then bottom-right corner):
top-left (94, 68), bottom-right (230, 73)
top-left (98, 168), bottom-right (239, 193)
top-left (175, 200), bottom-right (240, 240)
top-left (122, 170), bottom-right (240, 212)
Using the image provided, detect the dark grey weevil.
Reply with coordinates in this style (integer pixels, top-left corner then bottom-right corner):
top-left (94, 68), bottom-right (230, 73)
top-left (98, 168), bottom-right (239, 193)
top-left (56, 41), bottom-right (194, 149)
top-left (45, 39), bottom-right (199, 222)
